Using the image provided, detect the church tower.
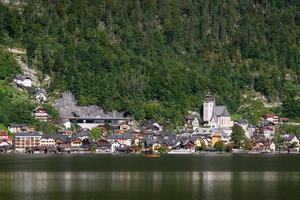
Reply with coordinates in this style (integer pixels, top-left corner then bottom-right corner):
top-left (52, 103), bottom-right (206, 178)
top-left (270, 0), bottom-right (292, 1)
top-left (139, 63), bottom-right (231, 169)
top-left (203, 93), bottom-right (214, 123)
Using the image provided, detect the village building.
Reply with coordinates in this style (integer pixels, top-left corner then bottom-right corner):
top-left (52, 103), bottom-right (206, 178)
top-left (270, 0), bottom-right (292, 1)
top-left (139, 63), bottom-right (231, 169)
top-left (282, 134), bottom-right (300, 151)
top-left (35, 88), bottom-right (47, 102)
top-left (15, 131), bottom-right (42, 152)
top-left (40, 136), bottom-right (56, 147)
top-left (13, 74), bottom-right (32, 88)
top-left (107, 133), bottom-right (135, 146)
top-left (111, 141), bottom-right (121, 152)
top-left (264, 114), bottom-right (279, 125)
top-left (203, 93), bottom-right (233, 129)
top-left (33, 107), bottom-right (51, 122)
top-left (184, 114), bottom-right (200, 130)
top-left (270, 142), bottom-right (276, 151)
top-left (119, 121), bottom-right (130, 132)
top-left (211, 132), bottom-right (222, 147)
top-left (95, 138), bottom-right (111, 152)
top-left (70, 136), bottom-right (82, 147)
top-left (0, 131), bottom-right (12, 145)
top-left (8, 123), bottom-right (29, 133)
top-left (141, 120), bottom-right (163, 133)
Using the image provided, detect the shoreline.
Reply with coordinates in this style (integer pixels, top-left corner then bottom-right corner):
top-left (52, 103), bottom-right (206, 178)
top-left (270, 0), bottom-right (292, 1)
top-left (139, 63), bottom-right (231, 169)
top-left (3, 150), bottom-right (300, 156)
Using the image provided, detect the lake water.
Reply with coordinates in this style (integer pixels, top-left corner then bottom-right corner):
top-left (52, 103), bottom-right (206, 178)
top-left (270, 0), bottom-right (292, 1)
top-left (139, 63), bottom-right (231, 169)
top-left (0, 154), bottom-right (300, 200)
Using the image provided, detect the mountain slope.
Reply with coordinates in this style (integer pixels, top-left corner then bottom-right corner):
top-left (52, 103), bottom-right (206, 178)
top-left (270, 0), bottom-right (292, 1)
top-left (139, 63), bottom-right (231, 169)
top-left (1, 0), bottom-right (300, 125)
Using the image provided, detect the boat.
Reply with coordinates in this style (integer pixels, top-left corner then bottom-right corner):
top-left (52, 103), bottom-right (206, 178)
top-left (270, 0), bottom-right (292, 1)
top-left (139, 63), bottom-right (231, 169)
top-left (144, 153), bottom-right (160, 158)
top-left (143, 149), bottom-right (160, 158)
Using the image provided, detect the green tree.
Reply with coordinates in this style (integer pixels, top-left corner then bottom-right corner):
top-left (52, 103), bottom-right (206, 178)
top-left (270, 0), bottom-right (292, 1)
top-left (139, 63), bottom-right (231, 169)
top-left (231, 124), bottom-right (246, 148)
top-left (282, 98), bottom-right (300, 120)
top-left (214, 141), bottom-right (225, 152)
top-left (90, 127), bottom-right (102, 141)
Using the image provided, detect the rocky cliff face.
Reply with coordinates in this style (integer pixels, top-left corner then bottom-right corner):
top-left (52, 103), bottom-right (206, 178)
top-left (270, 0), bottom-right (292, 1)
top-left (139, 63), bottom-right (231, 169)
top-left (55, 91), bottom-right (128, 122)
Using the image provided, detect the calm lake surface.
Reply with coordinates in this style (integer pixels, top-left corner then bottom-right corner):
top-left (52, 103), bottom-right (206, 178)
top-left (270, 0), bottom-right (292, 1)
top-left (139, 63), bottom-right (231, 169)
top-left (0, 154), bottom-right (300, 200)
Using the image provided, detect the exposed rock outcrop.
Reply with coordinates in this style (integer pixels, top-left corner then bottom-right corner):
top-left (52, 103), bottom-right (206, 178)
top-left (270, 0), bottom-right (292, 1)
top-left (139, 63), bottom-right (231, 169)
top-left (55, 91), bottom-right (128, 122)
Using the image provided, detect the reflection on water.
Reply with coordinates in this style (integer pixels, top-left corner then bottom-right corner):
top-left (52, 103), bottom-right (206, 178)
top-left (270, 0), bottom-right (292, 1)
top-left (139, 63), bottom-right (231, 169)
top-left (0, 171), bottom-right (300, 200)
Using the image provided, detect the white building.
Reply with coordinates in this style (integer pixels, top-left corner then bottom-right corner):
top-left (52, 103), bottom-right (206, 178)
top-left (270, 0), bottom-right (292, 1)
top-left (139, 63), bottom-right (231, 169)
top-left (35, 88), bottom-right (47, 102)
top-left (203, 94), bottom-right (214, 122)
top-left (13, 75), bottom-right (32, 88)
top-left (40, 137), bottom-right (56, 147)
top-left (203, 93), bottom-right (233, 128)
top-left (15, 131), bottom-right (42, 152)
top-left (111, 141), bottom-right (121, 152)
top-left (270, 143), bottom-right (276, 151)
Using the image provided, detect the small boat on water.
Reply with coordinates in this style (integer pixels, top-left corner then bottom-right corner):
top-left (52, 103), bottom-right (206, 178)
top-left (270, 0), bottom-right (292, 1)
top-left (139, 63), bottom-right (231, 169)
top-left (144, 153), bottom-right (160, 158)
top-left (143, 149), bottom-right (160, 158)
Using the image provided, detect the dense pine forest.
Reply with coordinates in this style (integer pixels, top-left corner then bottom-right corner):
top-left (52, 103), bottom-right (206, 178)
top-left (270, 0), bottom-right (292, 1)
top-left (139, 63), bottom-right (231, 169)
top-left (0, 0), bottom-right (300, 126)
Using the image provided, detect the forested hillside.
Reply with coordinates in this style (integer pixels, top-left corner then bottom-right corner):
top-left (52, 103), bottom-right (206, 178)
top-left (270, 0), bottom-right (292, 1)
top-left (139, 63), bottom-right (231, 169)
top-left (0, 0), bottom-right (300, 125)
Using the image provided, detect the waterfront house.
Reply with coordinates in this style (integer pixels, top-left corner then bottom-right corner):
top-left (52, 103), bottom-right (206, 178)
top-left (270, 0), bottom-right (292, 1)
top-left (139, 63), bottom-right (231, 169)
top-left (144, 137), bottom-right (155, 148)
top-left (95, 138), bottom-right (111, 152)
top-left (0, 140), bottom-right (11, 147)
top-left (270, 142), bottom-right (276, 151)
top-left (152, 142), bottom-right (162, 152)
top-left (181, 139), bottom-right (195, 152)
top-left (55, 135), bottom-right (70, 146)
top-left (15, 131), bottom-right (42, 152)
top-left (0, 131), bottom-right (12, 145)
top-left (111, 141), bottom-right (121, 152)
top-left (70, 136), bottom-right (82, 147)
top-left (40, 136), bottom-right (56, 147)
top-left (107, 132), bottom-right (135, 146)
top-left (164, 136), bottom-right (180, 150)
top-left (282, 134), bottom-right (299, 151)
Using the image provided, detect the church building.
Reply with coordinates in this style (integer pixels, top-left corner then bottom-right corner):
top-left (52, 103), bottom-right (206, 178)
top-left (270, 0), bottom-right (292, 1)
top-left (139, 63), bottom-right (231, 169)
top-left (203, 93), bottom-right (233, 128)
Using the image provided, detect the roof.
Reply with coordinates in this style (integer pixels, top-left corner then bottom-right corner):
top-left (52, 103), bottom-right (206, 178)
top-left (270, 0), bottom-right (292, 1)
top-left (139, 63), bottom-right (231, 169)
top-left (190, 136), bottom-right (202, 143)
top-left (15, 74), bottom-right (31, 81)
top-left (164, 137), bottom-right (179, 146)
top-left (35, 88), bottom-right (47, 96)
top-left (54, 134), bottom-right (70, 143)
top-left (34, 106), bottom-right (48, 113)
top-left (262, 119), bottom-right (275, 126)
top-left (204, 93), bottom-right (214, 102)
top-left (265, 114), bottom-right (278, 118)
top-left (213, 106), bottom-right (230, 117)
top-left (9, 123), bottom-right (28, 128)
top-left (0, 132), bottom-right (9, 137)
top-left (185, 115), bottom-right (195, 120)
top-left (145, 137), bottom-right (155, 146)
top-left (41, 135), bottom-right (55, 139)
top-left (107, 133), bottom-right (135, 140)
top-left (236, 119), bottom-right (249, 125)
top-left (283, 134), bottom-right (298, 141)
top-left (15, 131), bottom-right (42, 137)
